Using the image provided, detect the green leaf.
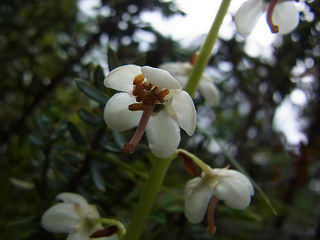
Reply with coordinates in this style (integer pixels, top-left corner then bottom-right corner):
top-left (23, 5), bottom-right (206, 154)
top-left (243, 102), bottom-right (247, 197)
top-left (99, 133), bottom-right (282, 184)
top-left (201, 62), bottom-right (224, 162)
top-left (28, 135), bottom-right (43, 147)
top-left (75, 79), bottom-right (109, 104)
top-left (107, 46), bottom-right (120, 71)
top-left (34, 116), bottom-right (50, 138)
top-left (133, 53), bottom-right (146, 66)
top-left (90, 160), bottom-right (106, 191)
top-left (67, 122), bottom-right (87, 146)
top-left (77, 108), bottom-right (104, 125)
top-left (93, 65), bottom-right (105, 90)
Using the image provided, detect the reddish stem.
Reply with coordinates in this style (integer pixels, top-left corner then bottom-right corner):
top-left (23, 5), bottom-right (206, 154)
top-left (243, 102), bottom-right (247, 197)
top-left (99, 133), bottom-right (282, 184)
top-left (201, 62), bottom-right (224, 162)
top-left (123, 104), bottom-right (155, 154)
top-left (267, 0), bottom-right (280, 33)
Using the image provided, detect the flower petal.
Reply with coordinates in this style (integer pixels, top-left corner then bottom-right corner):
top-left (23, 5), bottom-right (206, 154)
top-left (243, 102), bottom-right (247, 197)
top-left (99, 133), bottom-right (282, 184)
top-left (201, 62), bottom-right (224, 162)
top-left (273, 1), bottom-right (299, 35)
top-left (169, 90), bottom-right (196, 136)
top-left (67, 231), bottom-right (91, 240)
top-left (198, 80), bottom-right (219, 107)
top-left (211, 170), bottom-right (254, 209)
top-left (146, 111), bottom-right (180, 158)
top-left (104, 93), bottom-right (142, 131)
top-left (104, 65), bottom-right (142, 92)
top-left (184, 177), bottom-right (213, 223)
top-left (56, 192), bottom-right (89, 209)
top-left (41, 203), bottom-right (82, 233)
top-left (234, 0), bottom-right (265, 36)
top-left (160, 62), bottom-right (191, 87)
top-left (141, 66), bottom-right (181, 89)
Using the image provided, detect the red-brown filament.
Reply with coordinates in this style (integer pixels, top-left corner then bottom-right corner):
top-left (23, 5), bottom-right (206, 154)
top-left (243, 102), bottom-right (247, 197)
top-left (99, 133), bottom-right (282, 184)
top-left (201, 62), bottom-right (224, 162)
top-left (123, 104), bottom-right (155, 154)
top-left (207, 196), bottom-right (218, 234)
top-left (267, 0), bottom-right (280, 33)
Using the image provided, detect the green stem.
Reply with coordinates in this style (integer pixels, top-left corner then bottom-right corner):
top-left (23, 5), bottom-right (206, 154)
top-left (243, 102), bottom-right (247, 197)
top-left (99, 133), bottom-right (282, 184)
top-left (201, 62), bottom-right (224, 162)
top-left (177, 148), bottom-right (209, 171)
top-left (122, 154), bottom-right (176, 240)
top-left (184, 0), bottom-right (231, 96)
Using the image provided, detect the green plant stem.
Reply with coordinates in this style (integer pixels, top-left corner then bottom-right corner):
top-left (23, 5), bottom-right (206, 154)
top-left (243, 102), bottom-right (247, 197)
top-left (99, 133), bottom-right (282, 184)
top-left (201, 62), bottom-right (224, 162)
top-left (184, 0), bottom-right (231, 96)
top-left (122, 154), bottom-right (175, 240)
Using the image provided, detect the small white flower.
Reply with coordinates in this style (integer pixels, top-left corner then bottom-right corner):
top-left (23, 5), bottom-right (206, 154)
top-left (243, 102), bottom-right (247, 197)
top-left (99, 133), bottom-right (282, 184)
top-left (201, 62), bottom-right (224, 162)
top-left (160, 62), bottom-right (219, 107)
top-left (104, 64), bottom-right (197, 158)
top-left (184, 167), bottom-right (254, 225)
top-left (234, 0), bottom-right (300, 36)
top-left (41, 192), bottom-right (117, 240)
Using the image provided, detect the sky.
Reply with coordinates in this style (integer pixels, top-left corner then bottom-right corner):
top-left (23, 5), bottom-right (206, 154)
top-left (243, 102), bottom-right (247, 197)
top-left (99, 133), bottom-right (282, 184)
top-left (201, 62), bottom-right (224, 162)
top-left (78, 0), bottom-right (309, 145)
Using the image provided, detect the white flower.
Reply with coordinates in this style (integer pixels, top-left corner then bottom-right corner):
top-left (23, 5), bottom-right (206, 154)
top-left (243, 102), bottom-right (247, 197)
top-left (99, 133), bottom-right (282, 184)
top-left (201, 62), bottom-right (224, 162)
top-left (184, 167), bottom-right (254, 224)
top-left (234, 0), bottom-right (300, 36)
top-left (160, 62), bottom-right (219, 107)
top-left (41, 192), bottom-right (117, 240)
top-left (104, 64), bottom-right (197, 158)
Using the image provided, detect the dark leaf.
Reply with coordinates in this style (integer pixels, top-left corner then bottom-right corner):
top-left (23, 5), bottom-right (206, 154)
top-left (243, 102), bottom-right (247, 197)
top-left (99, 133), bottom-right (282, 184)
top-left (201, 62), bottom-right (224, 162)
top-left (77, 108), bottom-right (104, 125)
top-left (75, 79), bottom-right (109, 104)
top-left (107, 46), bottom-right (120, 71)
top-left (133, 53), bottom-right (147, 66)
top-left (90, 160), bottom-right (106, 191)
top-left (67, 122), bottom-right (87, 146)
top-left (93, 65), bottom-right (106, 90)
top-left (28, 135), bottom-right (43, 147)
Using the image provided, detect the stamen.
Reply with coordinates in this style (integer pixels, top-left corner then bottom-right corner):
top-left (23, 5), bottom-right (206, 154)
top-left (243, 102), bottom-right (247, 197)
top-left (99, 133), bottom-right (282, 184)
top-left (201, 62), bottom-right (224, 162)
top-left (206, 196), bottom-right (218, 234)
top-left (158, 89), bottom-right (170, 103)
top-left (128, 103), bottom-right (145, 111)
top-left (266, 0), bottom-right (280, 33)
top-left (143, 82), bottom-right (153, 91)
top-left (123, 104), bottom-right (155, 154)
top-left (133, 84), bottom-right (146, 102)
top-left (133, 74), bottom-right (145, 85)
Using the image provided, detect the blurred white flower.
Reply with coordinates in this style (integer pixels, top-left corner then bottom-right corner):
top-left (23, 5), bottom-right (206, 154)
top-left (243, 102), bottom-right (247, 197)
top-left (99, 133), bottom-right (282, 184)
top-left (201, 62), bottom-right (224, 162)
top-left (41, 192), bottom-right (117, 240)
top-left (104, 64), bottom-right (197, 158)
top-left (234, 0), bottom-right (300, 36)
top-left (184, 167), bottom-right (254, 232)
top-left (160, 62), bottom-right (219, 107)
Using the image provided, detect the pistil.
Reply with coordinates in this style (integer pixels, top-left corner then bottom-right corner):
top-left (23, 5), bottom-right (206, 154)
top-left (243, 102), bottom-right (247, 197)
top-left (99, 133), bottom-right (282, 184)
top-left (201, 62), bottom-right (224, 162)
top-left (206, 196), bottom-right (218, 234)
top-left (123, 104), bottom-right (155, 154)
top-left (267, 0), bottom-right (280, 33)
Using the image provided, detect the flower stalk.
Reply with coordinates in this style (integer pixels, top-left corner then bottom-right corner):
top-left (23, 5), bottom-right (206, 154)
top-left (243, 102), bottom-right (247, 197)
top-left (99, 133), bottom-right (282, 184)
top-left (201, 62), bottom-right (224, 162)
top-left (122, 153), bottom-right (176, 240)
top-left (184, 0), bottom-right (231, 96)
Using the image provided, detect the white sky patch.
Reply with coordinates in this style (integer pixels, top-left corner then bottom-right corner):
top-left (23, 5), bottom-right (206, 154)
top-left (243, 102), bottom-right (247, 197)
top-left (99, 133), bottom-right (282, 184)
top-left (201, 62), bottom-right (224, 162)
top-left (140, 0), bottom-right (275, 58)
top-left (78, 0), bottom-right (101, 16)
top-left (273, 97), bottom-right (307, 145)
top-left (290, 88), bottom-right (307, 106)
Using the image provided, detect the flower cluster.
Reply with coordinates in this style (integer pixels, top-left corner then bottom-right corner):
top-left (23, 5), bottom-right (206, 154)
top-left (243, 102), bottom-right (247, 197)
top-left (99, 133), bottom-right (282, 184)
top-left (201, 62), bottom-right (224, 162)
top-left (234, 0), bottom-right (300, 36)
top-left (41, 192), bottom-right (118, 240)
top-left (103, 64), bottom-right (197, 158)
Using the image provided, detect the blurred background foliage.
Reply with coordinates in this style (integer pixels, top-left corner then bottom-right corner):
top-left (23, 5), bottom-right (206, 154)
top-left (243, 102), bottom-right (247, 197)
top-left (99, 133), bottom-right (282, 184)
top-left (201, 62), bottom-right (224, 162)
top-left (0, 0), bottom-right (319, 239)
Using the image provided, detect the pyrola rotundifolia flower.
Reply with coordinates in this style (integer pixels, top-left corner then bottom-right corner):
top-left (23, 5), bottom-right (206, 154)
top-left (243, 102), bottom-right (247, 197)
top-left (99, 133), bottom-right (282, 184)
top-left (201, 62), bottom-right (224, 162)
top-left (184, 166), bottom-right (254, 233)
top-left (104, 64), bottom-right (197, 158)
top-left (41, 192), bottom-right (118, 240)
top-left (234, 0), bottom-right (300, 36)
top-left (160, 62), bottom-right (219, 107)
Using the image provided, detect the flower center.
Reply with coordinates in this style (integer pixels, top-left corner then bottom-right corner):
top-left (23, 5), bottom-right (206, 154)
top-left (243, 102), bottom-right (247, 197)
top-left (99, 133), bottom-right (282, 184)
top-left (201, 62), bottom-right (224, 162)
top-left (266, 0), bottom-right (281, 33)
top-left (123, 74), bottom-right (170, 154)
